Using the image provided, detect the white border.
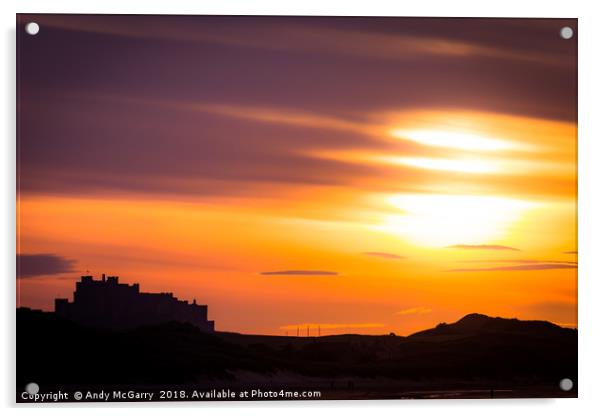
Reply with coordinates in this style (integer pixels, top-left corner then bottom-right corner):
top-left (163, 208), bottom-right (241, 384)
top-left (3, 1), bottom-right (601, 414)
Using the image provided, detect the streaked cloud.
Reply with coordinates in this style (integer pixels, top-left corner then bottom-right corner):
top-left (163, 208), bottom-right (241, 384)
top-left (390, 128), bottom-right (516, 152)
top-left (447, 244), bottom-right (520, 251)
top-left (525, 301), bottom-right (577, 329)
top-left (383, 156), bottom-right (499, 174)
top-left (362, 252), bottom-right (405, 260)
top-left (15, 14), bottom-right (577, 335)
top-left (396, 306), bottom-right (432, 315)
top-left (261, 270), bottom-right (339, 276)
top-left (28, 15), bottom-right (569, 66)
top-left (280, 322), bottom-right (385, 330)
top-left (447, 264), bottom-right (577, 272)
top-left (17, 253), bottom-right (77, 278)
top-left (554, 322), bottom-right (577, 328)
top-left (459, 259), bottom-right (577, 265)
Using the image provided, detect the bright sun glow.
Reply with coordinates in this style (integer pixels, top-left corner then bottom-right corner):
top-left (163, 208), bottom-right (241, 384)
top-left (375, 194), bottom-right (535, 247)
top-left (390, 129), bottom-right (515, 151)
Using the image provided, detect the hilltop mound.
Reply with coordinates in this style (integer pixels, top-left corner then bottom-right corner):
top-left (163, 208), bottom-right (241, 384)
top-left (409, 313), bottom-right (572, 338)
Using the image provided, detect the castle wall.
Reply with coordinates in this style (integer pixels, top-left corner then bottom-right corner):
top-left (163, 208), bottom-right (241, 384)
top-left (55, 275), bottom-right (214, 332)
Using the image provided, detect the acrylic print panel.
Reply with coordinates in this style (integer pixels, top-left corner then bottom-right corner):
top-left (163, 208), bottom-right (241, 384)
top-left (16, 14), bottom-right (577, 402)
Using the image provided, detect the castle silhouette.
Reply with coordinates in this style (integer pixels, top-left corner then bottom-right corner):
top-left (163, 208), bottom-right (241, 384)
top-left (55, 274), bottom-right (214, 332)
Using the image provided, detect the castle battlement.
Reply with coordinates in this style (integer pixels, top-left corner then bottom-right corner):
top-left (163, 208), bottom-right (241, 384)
top-left (55, 274), bottom-right (214, 332)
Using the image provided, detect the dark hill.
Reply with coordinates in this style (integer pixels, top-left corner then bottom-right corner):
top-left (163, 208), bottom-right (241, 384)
top-left (410, 313), bottom-right (572, 338)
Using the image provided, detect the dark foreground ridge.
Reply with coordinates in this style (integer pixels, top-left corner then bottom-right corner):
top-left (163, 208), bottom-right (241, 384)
top-left (17, 308), bottom-right (577, 401)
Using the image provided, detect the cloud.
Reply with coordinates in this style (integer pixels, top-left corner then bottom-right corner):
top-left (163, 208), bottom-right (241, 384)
top-left (554, 322), bottom-right (577, 328)
top-left (524, 301), bottom-right (577, 328)
top-left (362, 252), bottom-right (405, 260)
top-left (17, 254), bottom-right (77, 278)
top-left (447, 244), bottom-right (520, 251)
top-left (459, 259), bottom-right (577, 265)
top-left (527, 300), bottom-right (576, 314)
top-left (396, 306), bottom-right (432, 315)
top-left (280, 322), bottom-right (385, 330)
top-left (27, 15), bottom-right (569, 67)
top-left (447, 264), bottom-right (577, 272)
top-left (261, 270), bottom-right (338, 276)
top-left (17, 15), bottom-right (577, 201)
top-left (18, 91), bottom-right (404, 198)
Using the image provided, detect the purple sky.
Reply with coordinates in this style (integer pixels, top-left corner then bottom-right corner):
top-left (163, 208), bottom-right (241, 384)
top-left (18, 15), bottom-right (576, 199)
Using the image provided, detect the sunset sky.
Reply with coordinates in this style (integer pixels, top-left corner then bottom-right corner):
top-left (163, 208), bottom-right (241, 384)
top-left (17, 15), bottom-right (577, 335)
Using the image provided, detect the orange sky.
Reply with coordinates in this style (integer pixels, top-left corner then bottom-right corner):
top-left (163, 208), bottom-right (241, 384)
top-left (17, 15), bottom-right (577, 335)
top-left (17, 107), bottom-right (577, 335)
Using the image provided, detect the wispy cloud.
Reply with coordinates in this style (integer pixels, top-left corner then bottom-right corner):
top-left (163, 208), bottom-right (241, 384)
top-left (30, 15), bottom-right (567, 66)
top-left (261, 270), bottom-right (338, 276)
top-left (447, 244), bottom-right (520, 251)
top-left (447, 264), bottom-right (577, 272)
top-left (396, 306), bottom-right (432, 315)
top-left (459, 259), bottom-right (577, 265)
top-left (362, 252), bottom-right (405, 260)
top-left (17, 253), bottom-right (77, 278)
top-left (554, 322), bottom-right (577, 328)
top-left (280, 322), bottom-right (385, 330)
